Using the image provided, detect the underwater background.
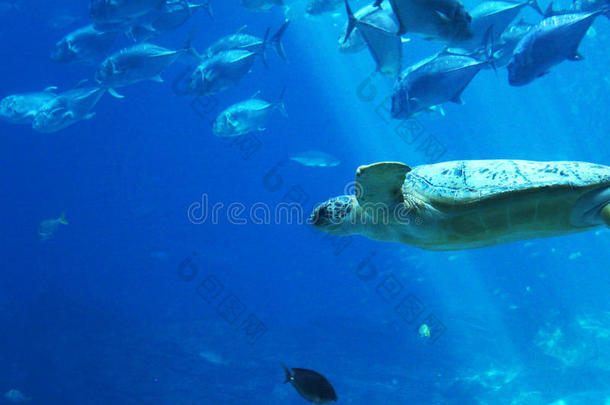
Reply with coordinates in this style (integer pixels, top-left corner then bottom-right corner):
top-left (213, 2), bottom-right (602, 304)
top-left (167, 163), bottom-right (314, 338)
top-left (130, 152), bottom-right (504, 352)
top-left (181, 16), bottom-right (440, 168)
top-left (1, 0), bottom-right (610, 403)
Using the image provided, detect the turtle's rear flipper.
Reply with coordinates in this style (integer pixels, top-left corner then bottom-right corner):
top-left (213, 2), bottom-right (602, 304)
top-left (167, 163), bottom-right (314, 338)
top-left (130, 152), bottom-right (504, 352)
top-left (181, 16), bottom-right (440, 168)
top-left (601, 204), bottom-right (610, 227)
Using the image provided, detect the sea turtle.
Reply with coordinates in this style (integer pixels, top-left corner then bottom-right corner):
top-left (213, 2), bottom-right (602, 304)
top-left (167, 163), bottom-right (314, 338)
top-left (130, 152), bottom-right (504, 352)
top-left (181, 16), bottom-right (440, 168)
top-left (310, 160), bottom-right (610, 250)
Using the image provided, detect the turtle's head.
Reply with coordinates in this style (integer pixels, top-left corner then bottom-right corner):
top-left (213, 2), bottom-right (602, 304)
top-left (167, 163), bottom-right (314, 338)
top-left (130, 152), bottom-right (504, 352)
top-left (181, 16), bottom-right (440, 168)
top-left (310, 195), bottom-right (359, 236)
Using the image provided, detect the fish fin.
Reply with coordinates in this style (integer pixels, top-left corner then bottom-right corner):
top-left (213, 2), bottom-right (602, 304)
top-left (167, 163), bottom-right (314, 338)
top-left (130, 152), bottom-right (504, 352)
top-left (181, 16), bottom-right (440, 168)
top-left (75, 79), bottom-right (89, 88)
top-left (276, 86), bottom-right (288, 118)
top-left (84, 112), bottom-right (96, 120)
top-left (261, 28), bottom-right (270, 68)
top-left (568, 52), bottom-right (584, 61)
top-left (237, 25), bottom-right (248, 34)
top-left (258, 127), bottom-right (266, 131)
top-left (251, 90), bottom-right (262, 99)
top-left (430, 105), bottom-right (446, 116)
top-left (185, 27), bottom-right (203, 60)
top-left (435, 10), bottom-right (451, 22)
top-left (343, 0), bottom-right (357, 45)
top-left (62, 111), bottom-right (75, 119)
top-left (44, 86), bottom-right (58, 93)
top-left (400, 37), bottom-right (411, 44)
top-left (450, 95), bottom-right (463, 104)
top-left (482, 25), bottom-right (497, 74)
top-left (108, 88), bottom-right (125, 99)
top-left (59, 212), bottom-right (68, 225)
top-left (544, 1), bottom-right (555, 17)
top-left (528, 0), bottom-right (543, 15)
top-left (151, 75), bottom-right (164, 83)
top-left (282, 364), bottom-right (292, 383)
top-left (271, 20), bottom-right (290, 61)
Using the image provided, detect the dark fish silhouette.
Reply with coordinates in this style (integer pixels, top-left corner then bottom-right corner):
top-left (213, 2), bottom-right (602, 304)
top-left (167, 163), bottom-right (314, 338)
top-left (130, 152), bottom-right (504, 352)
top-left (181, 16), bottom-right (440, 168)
top-left (283, 365), bottom-right (338, 403)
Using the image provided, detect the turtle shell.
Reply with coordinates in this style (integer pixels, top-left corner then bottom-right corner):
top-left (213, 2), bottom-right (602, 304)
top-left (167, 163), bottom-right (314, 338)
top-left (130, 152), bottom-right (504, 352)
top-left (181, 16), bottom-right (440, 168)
top-left (405, 160), bottom-right (610, 206)
top-left (401, 160), bottom-right (610, 249)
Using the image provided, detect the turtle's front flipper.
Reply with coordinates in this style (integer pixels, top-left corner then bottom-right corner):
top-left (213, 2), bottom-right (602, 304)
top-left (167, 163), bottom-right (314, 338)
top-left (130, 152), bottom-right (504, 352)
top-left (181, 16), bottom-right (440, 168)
top-left (601, 204), bottom-right (610, 227)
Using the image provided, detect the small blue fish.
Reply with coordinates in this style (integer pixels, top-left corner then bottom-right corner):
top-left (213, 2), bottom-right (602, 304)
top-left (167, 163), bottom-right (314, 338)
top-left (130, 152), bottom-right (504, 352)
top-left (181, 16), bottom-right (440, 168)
top-left (51, 24), bottom-right (117, 65)
top-left (38, 212), bottom-right (68, 240)
top-left (32, 85), bottom-right (106, 133)
top-left (213, 90), bottom-right (286, 137)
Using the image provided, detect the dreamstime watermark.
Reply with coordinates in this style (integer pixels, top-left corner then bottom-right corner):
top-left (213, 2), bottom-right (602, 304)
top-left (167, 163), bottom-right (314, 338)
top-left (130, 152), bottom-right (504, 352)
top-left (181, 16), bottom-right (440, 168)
top-left (186, 192), bottom-right (423, 227)
top-left (175, 252), bottom-right (267, 345)
top-left (357, 252), bottom-right (447, 344)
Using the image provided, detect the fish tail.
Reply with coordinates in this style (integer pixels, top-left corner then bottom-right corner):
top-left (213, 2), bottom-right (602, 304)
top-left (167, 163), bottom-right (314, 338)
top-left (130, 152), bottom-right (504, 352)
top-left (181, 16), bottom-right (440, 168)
top-left (184, 27), bottom-right (203, 60)
top-left (276, 87), bottom-right (288, 118)
top-left (528, 0), bottom-right (543, 16)
top-left (58, 212), bottom-right (68, 225)
top-left (261, 28), bottom-right (270, 68)
top-left (281, 364), bottom-right (292, 383)
top-left (271, 20), bottom-right (290, 61)
top-left (482, 25), bottom-right (497, 75)
top-left (543, 1), bottom-right (555, 17)
top-left (343, 0), bottom-right (357, 45)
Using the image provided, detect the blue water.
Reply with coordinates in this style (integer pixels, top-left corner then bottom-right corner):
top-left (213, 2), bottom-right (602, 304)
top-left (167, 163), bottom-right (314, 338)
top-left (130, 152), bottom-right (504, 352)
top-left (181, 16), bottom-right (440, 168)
top-left (1, 0), bottom-right (610, 404)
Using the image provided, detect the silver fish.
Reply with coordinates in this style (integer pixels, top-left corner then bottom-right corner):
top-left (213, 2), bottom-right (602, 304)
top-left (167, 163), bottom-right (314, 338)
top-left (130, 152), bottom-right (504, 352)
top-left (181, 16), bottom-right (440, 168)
top-left (450, 0), bottom-right (542, 50)
top-left (32, 85), bottom-right (106, 133)
top-left (95, 43), bottom-right (186, 96)
top-left (307, 0), bottom-right (343, 15)
top-left (339, 1), bottom-right (392, 53)
top-left (51, 24), bottom-right (117, 64)
top-left (127, 0), bottom-right (212, 42)
top-left (345, 0), bottom-right (402, 77)
top-left (290, 151), bottom-right (340, 167)
top-left (0, 87), bottom-right (58, 125)
top-left (240, 0), bottom-right (284, 12)
top-left (382, 0), bottom-right (473, 42)
top-left (189, 49), bottom-right (260, 96)
top-left (212, 90), bottom-right (286, 137)
top-left (507, 11), bottom-right (605, 86)
top-left (392, 49), bottom-right (492, 118)
top-left (90, 0), bottom-right (166, 31)
top-left (204, 21), bottom-right (289, 61)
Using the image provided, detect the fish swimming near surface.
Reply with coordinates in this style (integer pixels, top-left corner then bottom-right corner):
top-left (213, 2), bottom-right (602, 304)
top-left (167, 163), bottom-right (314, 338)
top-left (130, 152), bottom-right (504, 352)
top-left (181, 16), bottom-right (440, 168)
top-left (507, 10), bottom-right (608, 86)
top-left (290, 151), bottom-right (340, 167)
top-left (51, 24), bottom-right (117, 65)
top-left (306, 0), bottom-right (343, 15)
top-left (32, 84), bottom-right (106, 133)
top-left (450, 0), bottom-right (542, 50)
top-left (38, 212), bottom-right (68, 240)
top-left (90, 0), bottom-right (166, 30)
top-left (127, 0), bottom-right (213, 42)
top-left (380, 0), bottom-right (473, 42)
top-left (0, 87), bottom-right (58, 125)
top-left (188, 49), bottom-right (261, 96)
top-left (95, 43), bottom-right (188, 98)
top-left (240, 0), bottom-right (284, 12)
top-left (391, 45), bottom-right (494, 118)
top-left (212, 89), bottom-right (287, 137)
top-left (203, 21), bottom-right (290, 62)
top-left (283, 365), bottom-right (338, 403)
top-left (345, 0), bottom-right (402, 77)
